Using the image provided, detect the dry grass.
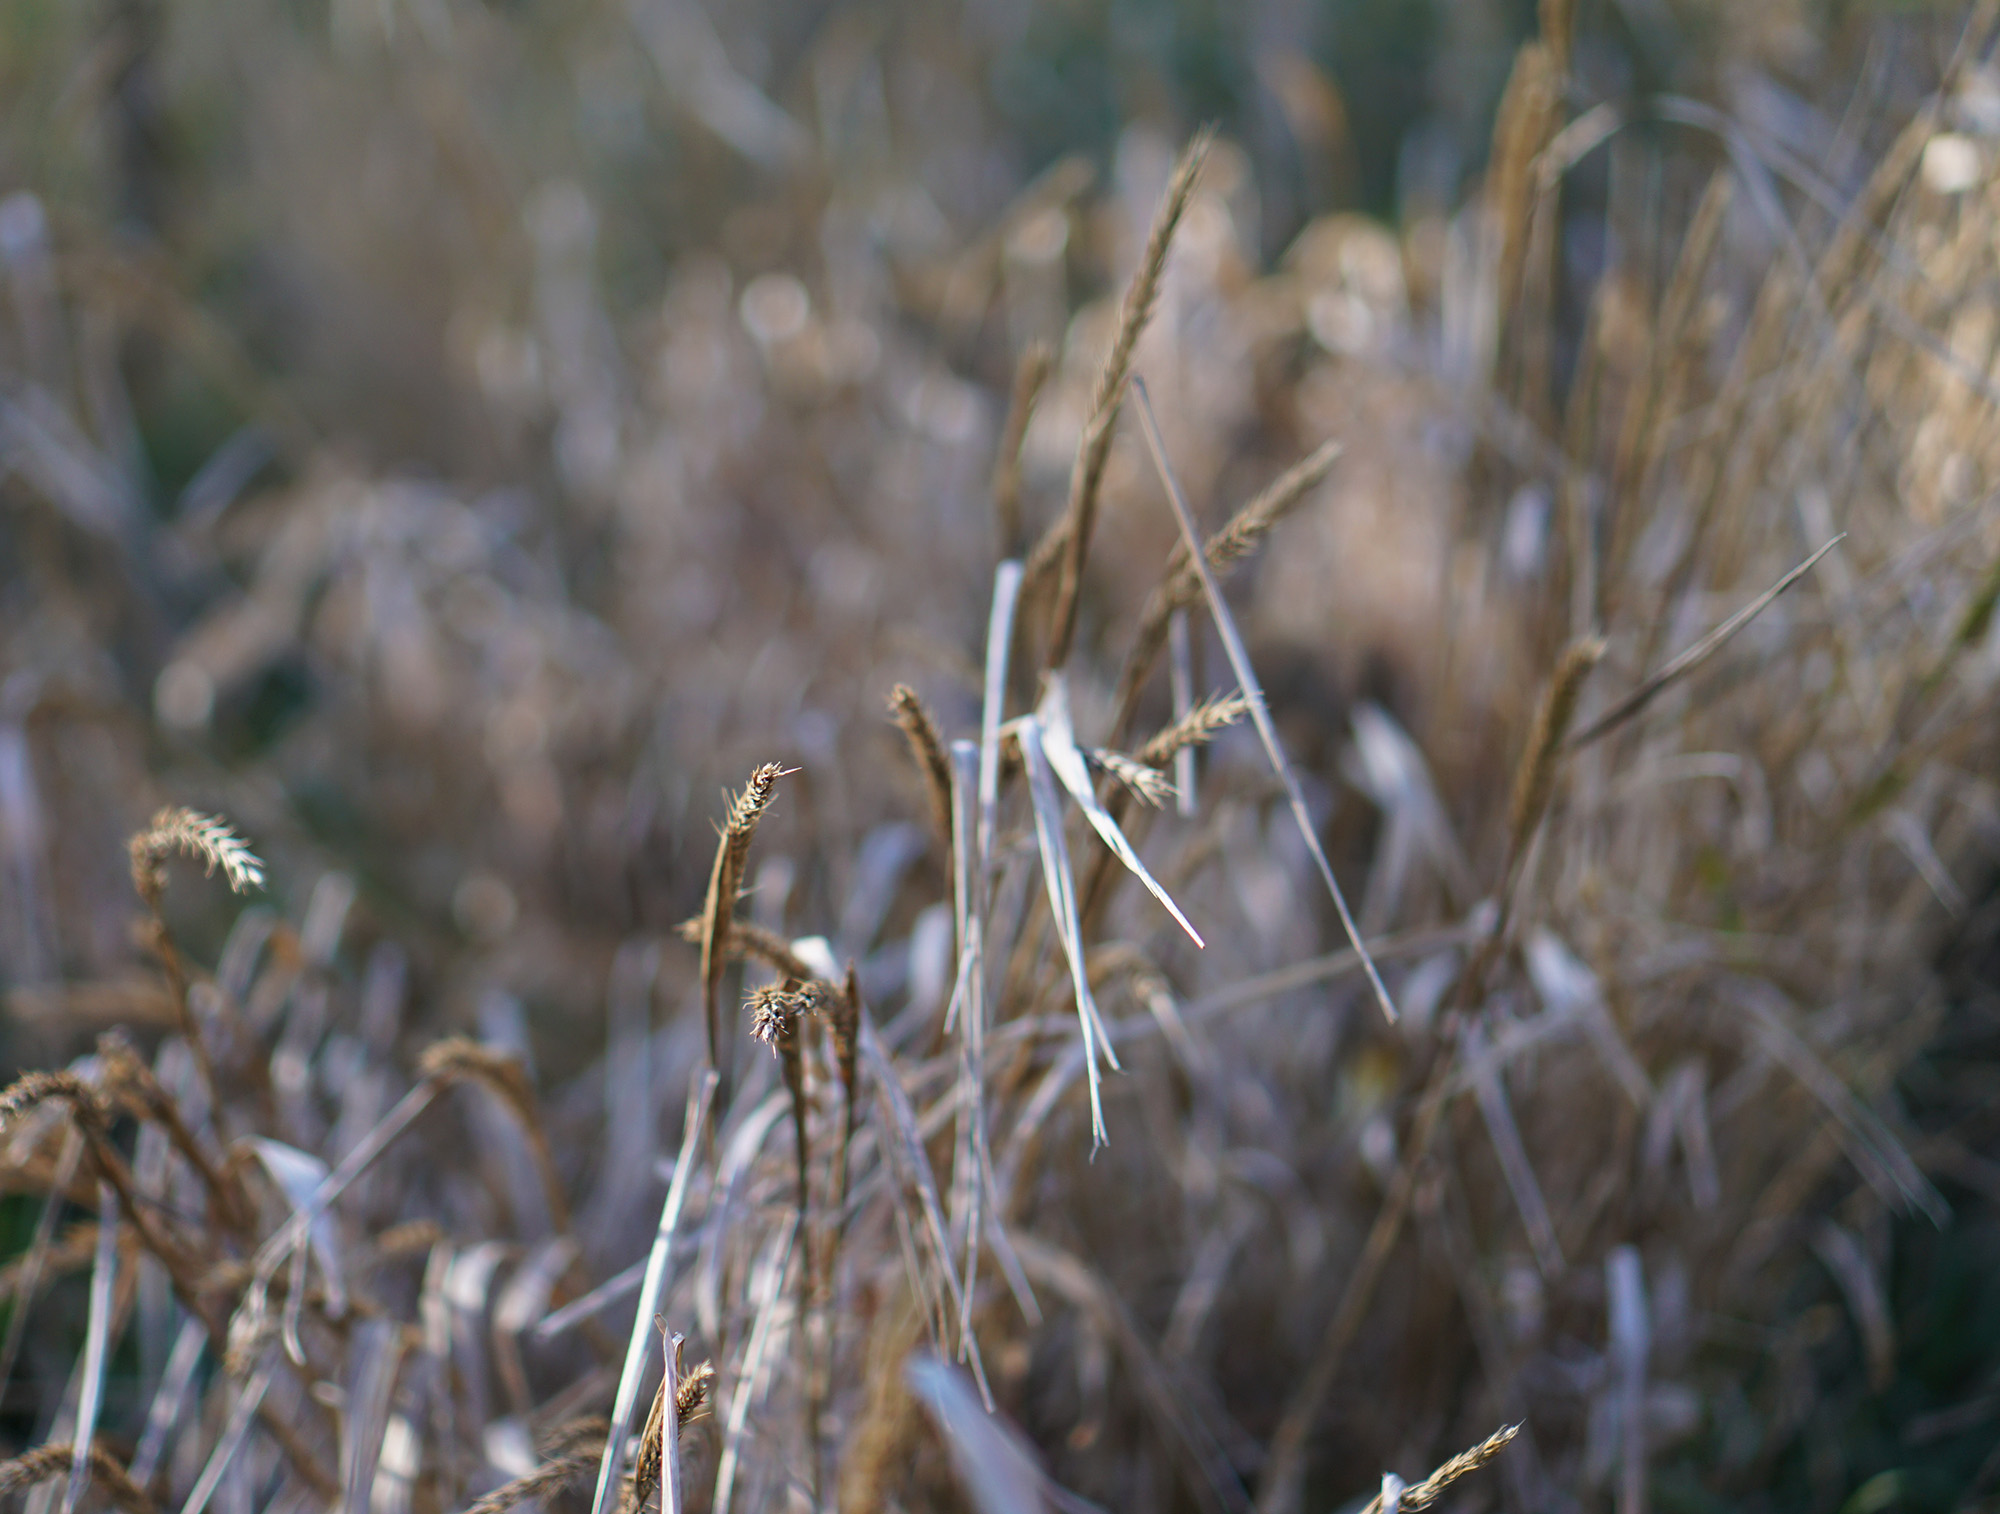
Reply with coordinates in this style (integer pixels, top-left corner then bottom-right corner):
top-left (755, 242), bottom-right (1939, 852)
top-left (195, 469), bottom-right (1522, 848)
top-left (1, 4), bottom-right (1999, 1513)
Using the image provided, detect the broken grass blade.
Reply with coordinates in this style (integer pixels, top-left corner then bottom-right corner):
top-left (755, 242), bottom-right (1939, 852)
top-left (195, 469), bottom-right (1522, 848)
top-left (588, 1068), bottom-right (718, 1514)
top-left (979, 561), bottom-right (1025, 869)
top-left (1038, 672), bottom-right (1204, 947)
top-left (1020, 715), bottom-right (1113, 1147)
top-left (1131, 379), bottom-right (1397, 1022)
top-left (661, 1329), bottom-right (687, 1514)
top-left (62, 1183), bottom-right (118, 1514)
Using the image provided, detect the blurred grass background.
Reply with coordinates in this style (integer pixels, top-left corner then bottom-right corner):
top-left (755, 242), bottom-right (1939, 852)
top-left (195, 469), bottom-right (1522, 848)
top-left (4, 2), bottom-right (2000, 1512)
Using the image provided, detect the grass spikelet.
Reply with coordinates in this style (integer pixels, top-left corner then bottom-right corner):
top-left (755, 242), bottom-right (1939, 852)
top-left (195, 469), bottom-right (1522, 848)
top-left (1361, 1424), bottom-right (1520, 1514)
top-left (1134, 692), bottom-right (1250, 769)
top-left (1043, 126), bottom-right (1214, 670)
top-left (1172, 439), bottom-right (1342, 588)
top-left (699, 761), bottom-right (789, 1079)
top-left (125, 809), bottom-right (260, 1114)
top-left (677, 1354), bottom-right (715, 1424)
top-left (888, 685), bottom-right (955, 857)
top-left (129, 806), bottom-right (265, 905)
top-left (624, 1332), bottom-right (670, 1514)
top-left (0, 1442), bottom-right (158, 1514)
top-left (1487, 41), bottom-right (1561, 350)
top-left (0, 1069), bottom-right (105, 1134)
top-left (1506, 635), bottom-right (1605, 861)
top-left (1090, 747), bottom-right (1176, 807)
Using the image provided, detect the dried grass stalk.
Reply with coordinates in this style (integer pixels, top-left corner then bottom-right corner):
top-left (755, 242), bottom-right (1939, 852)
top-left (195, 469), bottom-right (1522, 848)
top-left (1360, 1424), bottom-right (1520, 1514)
top-left (97, 1031), bottom-right (251, 1231)
top-left (1564, 536), bottom-right (1842, 751)
top-left (1507, 635), bottom-right (1605, 862)
top-left (889, 685), bottom-right (955, 857)
top-left (992, 341), bottom-right (1053, 556)
top-left (1091, 747), bottom-right (1176, 808)
top-left (677, 915), bottom-right (817, 982)
top-left (125, 808), bottom-right (260, 1114)
top-left (1042, 126), bottom-right (1214, 669)
top-left (1132, 379), bottom-right (1395, 1021)
top-left (699, 762), bottom-right (788, 1077)
top-left (128, 806), bottom-right (266, 904)
top-left (1135, 692), bottom-right (1249, 769)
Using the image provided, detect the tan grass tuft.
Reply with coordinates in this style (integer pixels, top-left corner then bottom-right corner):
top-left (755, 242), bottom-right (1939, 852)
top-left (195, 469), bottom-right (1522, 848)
top-left (417, 1037), bottom-right (569, 1232)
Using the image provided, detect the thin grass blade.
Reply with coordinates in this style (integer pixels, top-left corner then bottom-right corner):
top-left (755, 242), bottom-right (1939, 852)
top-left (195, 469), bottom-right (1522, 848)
top-left (1130, 379), bottom-right (1396, 1021)
top-left (60, 1183), bottom-right (118, 1514)
top-left (588, 1069), bottom-right (717, 1514)
top-left (1019, 715), bottom-right (1116, 1147)
top-left (979, 561), bottom-right (1024, 868)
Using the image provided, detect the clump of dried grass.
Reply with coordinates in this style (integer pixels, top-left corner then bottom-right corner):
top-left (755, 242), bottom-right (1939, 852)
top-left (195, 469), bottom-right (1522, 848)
top-left (2, 6), bottom-right (2000, 1514)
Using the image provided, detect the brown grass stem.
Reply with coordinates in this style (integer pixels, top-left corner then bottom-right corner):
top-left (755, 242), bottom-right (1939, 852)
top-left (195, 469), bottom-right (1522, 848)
top-left (888, 685), bottom-right (955, 861)
top-left (1042, 127), bottom-right (1213, 670)
top-left (699, 762), bottom-right (789, 1090)
top-left (1565, 535), bottom-right (1843, 751)
top-left (0, 1442), bottom-right (159, 1514)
